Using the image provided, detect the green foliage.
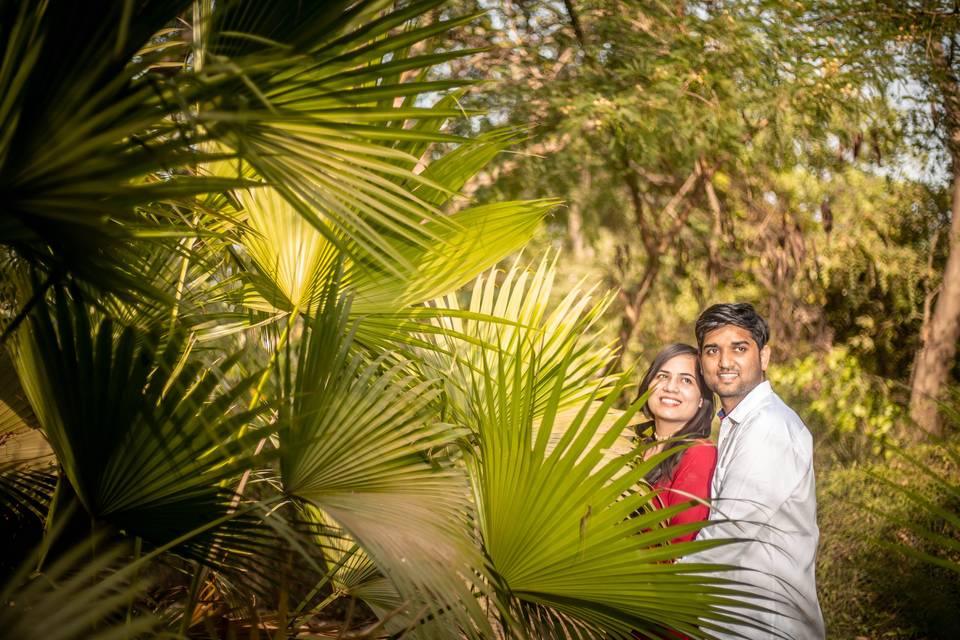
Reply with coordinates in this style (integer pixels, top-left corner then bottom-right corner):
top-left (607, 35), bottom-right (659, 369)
top-left (279, 275), bottom-right (490, 638)
top-left (817, 441), bottom-right (960, 638)
top-left (769, 346), bottom-right (904, 464)
top-left (0, 533), bottom-right (162, 640)
top-left (0, 3), bottom-right (767, 637)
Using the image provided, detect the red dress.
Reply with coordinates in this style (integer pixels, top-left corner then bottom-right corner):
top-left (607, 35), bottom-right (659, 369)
top-left (633, 443), bottom-right (718, 640)
top-left (652, 441), bottom-right (717, 544)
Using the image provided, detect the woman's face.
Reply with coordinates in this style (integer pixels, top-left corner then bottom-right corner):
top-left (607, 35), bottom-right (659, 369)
top-left (647, 354), bottom-right (703, 427)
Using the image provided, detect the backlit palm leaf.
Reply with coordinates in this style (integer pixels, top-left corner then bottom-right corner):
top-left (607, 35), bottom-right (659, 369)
top-left (468, 337), bottom-right (765, 639)
top-left (279, 280), bottom-right (491, 639)
top-left (233, 179), bottom-right (556, 318)
top-left (420, 255), bottom-right (619, 434)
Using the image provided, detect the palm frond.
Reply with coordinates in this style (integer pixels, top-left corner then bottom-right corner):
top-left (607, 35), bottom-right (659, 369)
top-left (468, 333), bottom-right (767, 638)
top-left (419, 254), bottom-right (619, 432)
top-left (0, 528), bottom-right (161, 640)
top-left (7, 285), bottom-right (293, 576)
top-left (279, 277), bottom-right (492, 638)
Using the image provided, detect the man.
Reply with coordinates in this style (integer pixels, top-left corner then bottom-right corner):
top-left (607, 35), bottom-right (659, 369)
top-left (684, 303), bottom-right (825, 639)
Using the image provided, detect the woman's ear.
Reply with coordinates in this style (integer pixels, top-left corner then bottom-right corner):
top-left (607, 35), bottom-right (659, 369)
top-left (698, 398), bottom-right (704, 408)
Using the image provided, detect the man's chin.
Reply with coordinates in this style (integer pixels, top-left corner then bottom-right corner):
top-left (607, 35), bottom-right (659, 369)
top-left (714, 380), bottom-right (761, 399)
top-left (716, 390), bottom-right (745, 399)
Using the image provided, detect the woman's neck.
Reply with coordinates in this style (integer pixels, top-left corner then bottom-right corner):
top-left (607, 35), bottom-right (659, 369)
top-left (653, 419), bottom-right (685, 442)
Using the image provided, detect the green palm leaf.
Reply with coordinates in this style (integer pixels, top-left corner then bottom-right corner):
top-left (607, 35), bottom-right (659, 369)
top-left (8, 285), bottom-right (289, 575)
top-left (279, 279), bottom-right (492, 638)
top-left (0, 525), bottom-right (162, 640)
top-left (419, 255), bottom-right (619, 431)
top-left (467, 335), bottom-right (767, 639)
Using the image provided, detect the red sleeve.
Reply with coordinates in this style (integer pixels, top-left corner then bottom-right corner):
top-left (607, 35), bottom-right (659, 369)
top-left (661, 443), bottom-right (717, 544)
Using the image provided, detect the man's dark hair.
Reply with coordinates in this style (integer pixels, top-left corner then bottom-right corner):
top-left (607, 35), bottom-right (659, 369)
top-left (695, 303), bottom-right (770, 351)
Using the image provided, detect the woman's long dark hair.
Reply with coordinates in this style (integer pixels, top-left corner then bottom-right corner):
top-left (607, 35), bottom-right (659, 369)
top-left (635, 343), bottom-right (714, 484)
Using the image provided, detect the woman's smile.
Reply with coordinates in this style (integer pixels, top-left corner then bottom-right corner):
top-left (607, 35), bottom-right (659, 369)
top-left (648, 353), bottom-right (703, 430)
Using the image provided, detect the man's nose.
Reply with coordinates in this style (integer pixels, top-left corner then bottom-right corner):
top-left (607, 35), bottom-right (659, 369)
top-left (718, 349), bottom-right (732, 368)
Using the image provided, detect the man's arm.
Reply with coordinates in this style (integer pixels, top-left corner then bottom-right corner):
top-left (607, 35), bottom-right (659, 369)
top-left (683, 418), bottom-right (811, 563)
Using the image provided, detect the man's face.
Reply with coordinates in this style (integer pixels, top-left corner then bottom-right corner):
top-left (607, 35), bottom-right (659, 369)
top-left (700, 325), bottom-right (771, 410)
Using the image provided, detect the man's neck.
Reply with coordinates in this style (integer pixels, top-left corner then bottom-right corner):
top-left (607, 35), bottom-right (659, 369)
top-left (719, 380), bottom-right (768, 416)
top-left (719, 396), bottom-right (744, 416)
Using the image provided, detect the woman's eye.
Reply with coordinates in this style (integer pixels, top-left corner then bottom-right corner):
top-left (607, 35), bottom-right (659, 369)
top-left (655, 373), bottom-right (668, 379)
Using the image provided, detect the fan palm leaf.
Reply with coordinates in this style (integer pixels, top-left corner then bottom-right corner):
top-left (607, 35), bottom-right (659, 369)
top-left (279, 278), bottom-right (491, 638)
top-left (8, 285), bottom-right (291, 577)
top-left (466, 334), bottom-right (768, 639)
top-left (2, 0), bottom-right (546, 318)
top-left (419, 255), bottom-right (620, 435)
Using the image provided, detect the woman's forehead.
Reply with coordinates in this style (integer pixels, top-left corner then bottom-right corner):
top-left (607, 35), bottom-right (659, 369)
top-left (660, 353), bottom-right (698, 373)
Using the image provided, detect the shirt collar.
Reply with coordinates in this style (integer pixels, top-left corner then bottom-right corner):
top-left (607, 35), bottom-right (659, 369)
top-left (721, 380), bottom-right (773, 425)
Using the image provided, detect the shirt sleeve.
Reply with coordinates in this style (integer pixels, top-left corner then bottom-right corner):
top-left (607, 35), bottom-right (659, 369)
top-left (662, 443), bottom-right (717, 544)
top-left (685, 416), bottom-right (811, 562)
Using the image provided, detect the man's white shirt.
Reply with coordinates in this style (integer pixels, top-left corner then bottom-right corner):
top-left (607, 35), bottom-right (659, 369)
top-left (682, 380), bottom-right (825, 639)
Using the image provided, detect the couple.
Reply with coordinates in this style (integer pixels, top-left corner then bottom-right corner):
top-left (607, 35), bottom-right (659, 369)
top-left (637, 303), bottom-right (826, 640)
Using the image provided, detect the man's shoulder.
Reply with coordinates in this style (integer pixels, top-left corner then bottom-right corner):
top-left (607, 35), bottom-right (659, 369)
top-left (745, 389), bottom-right (812, 443)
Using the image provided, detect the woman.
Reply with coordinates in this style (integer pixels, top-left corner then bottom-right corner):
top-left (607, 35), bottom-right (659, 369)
top-left (636, 343), bottom-right (717, 544)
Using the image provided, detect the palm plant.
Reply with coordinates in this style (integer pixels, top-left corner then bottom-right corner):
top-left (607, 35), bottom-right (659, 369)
top-left (8, 285), bottom-right (303, 593)
top-left (416, 257), bottom-right (760, 639)
top-left (0, 1), bottom-right (759, 638)
top-left (1, 531), bottom-right (163, 640)
top-left (1, 0), bottom-right (559, 634)
top-left (276, 274), bottom-right (491, 638)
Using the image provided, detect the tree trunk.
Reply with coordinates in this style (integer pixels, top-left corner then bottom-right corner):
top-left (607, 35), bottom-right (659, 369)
top-left (910, 37), bottom-right (960, 437)
top-left (909, 170), bottom-right (960, 436)
top-left (567, 165), bottom-right (591, 261)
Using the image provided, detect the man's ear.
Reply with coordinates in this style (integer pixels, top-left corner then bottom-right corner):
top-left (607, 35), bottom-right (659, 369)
top-left (759, 344), bottom-right (771, 373)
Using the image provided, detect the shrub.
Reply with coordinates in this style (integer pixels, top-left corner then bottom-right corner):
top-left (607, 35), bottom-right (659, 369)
top-left (817, 440), bottom-right (960, 638)
top-left (769, 346), bottom-right (903, 464)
